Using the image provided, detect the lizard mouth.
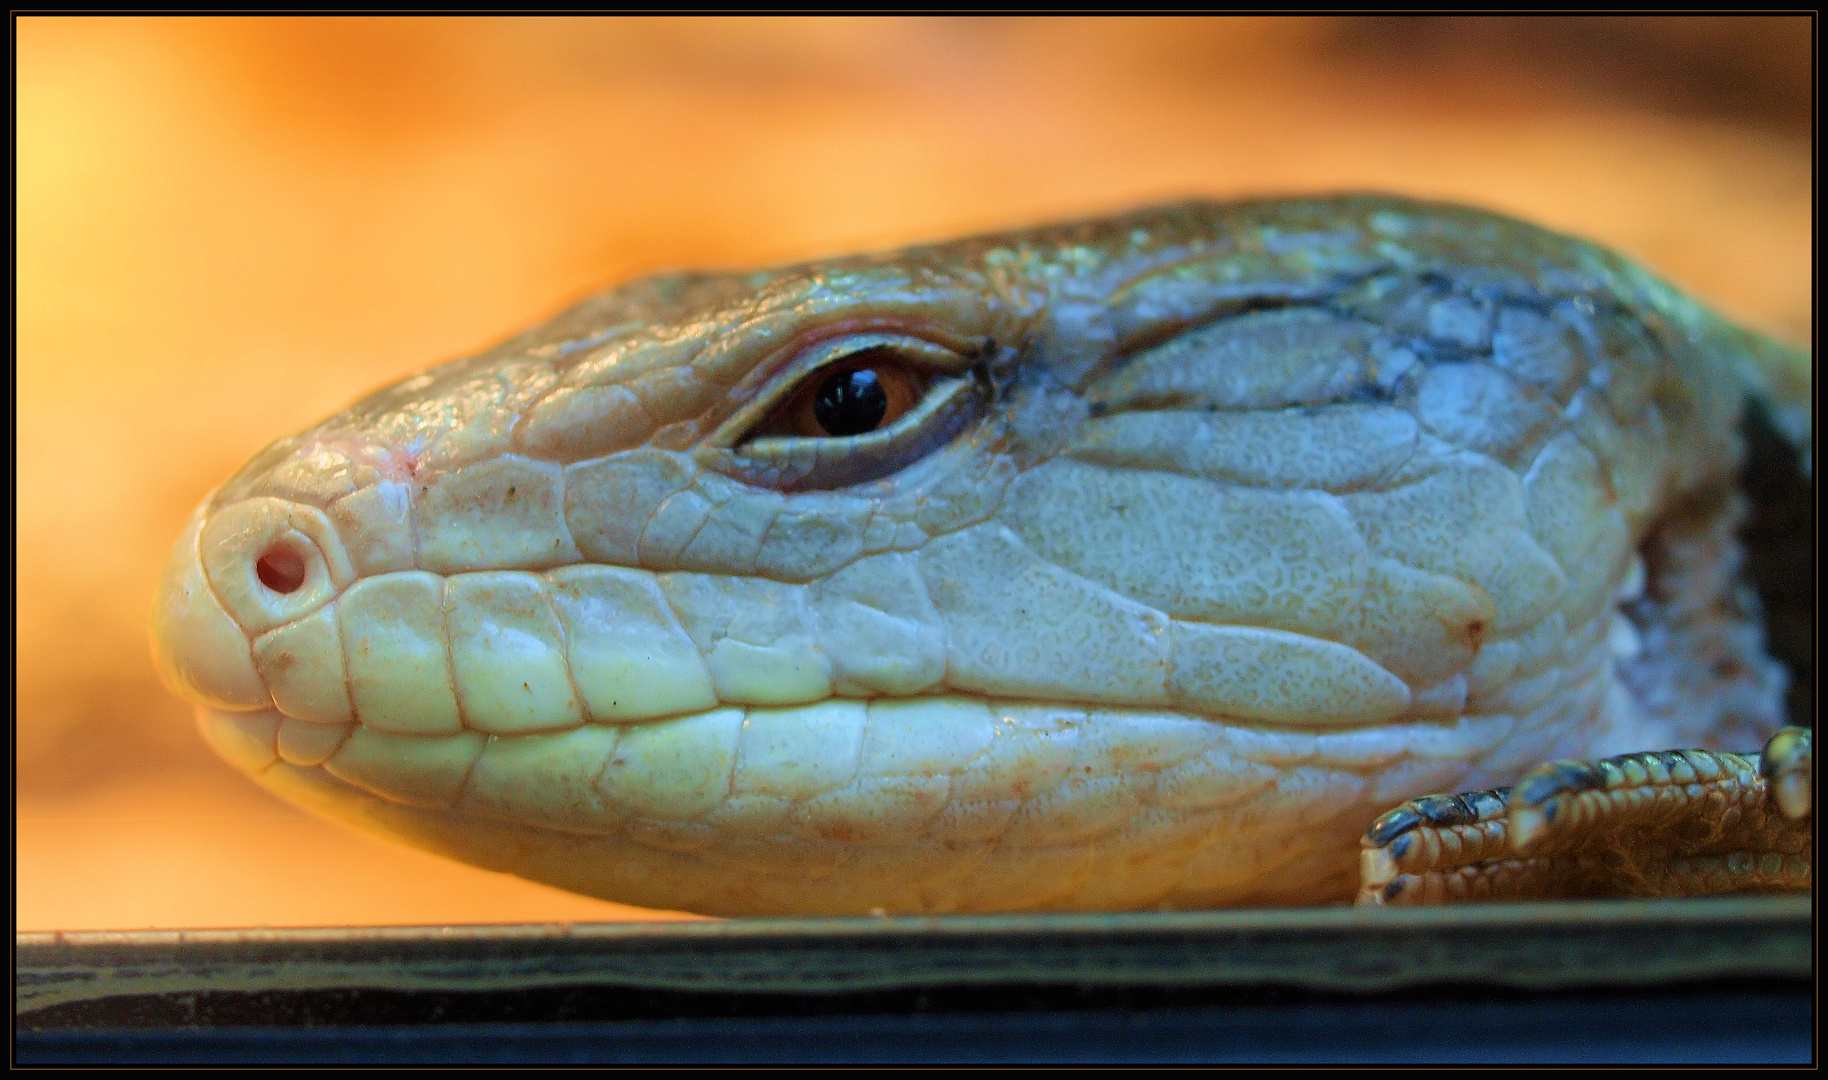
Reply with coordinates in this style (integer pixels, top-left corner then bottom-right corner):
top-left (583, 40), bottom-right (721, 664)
top-left (195, 690), bottom-right (1516, 915)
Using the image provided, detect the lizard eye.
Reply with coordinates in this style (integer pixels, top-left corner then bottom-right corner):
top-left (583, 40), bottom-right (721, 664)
top-left (753, 348), bottom-right (925, 440)
top-left (705, 333), bottom-right (987, 491)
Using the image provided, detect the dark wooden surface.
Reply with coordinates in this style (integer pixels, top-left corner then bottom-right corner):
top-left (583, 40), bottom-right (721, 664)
top-left (16, 895), bottom-right (1811, 1062)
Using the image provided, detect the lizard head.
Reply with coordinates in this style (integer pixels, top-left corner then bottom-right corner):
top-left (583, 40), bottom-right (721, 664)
top-left (149, 196), bottom-right (1799, 914)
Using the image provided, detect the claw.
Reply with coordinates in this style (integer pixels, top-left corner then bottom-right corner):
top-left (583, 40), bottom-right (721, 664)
top-left (1760, 727), bottom-right (1813, 821)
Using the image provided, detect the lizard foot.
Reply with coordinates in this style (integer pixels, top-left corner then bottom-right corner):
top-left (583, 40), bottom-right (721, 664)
top-left (1355, 727), bottom-right (1812, 906)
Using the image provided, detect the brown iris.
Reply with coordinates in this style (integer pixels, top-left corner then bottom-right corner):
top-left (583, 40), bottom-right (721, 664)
top-left (763, 348), bottom-right (923, 439)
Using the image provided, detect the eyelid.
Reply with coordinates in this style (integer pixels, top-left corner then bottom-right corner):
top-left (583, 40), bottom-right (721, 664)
top-left (702, 332), bottom-right (972, 451)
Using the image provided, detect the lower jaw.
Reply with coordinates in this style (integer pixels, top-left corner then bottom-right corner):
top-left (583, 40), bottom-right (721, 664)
top-left (196, 696), bottom-right (1562, 916)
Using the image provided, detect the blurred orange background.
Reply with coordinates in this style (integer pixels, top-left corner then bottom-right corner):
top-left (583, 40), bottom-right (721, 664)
top-left (16, 16), bottom-right (1812, 930)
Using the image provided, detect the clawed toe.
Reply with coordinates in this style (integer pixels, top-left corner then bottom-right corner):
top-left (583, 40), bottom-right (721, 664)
top-left (1761, 727), bottom-right (1812, 821)
top-left (1357, 728), bottom-right (1812, 906)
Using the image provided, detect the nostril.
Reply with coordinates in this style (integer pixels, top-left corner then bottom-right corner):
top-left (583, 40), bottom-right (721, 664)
top-left (200, 498), bottom-right (350, 632)
top-left (256, 545), bottom-right (308, 594)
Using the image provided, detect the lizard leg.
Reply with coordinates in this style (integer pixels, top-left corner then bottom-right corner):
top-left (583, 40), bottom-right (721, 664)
top-left (1356, 727), bottom-right (1812, 906)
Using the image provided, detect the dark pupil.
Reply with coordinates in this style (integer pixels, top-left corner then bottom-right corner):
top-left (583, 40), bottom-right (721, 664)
top-left (812, 367), bottom-right (889, 437)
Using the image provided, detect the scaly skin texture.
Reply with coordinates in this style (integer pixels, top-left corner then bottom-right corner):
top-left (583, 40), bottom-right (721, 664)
top-left (151, 196), bottom-right (1810, 916)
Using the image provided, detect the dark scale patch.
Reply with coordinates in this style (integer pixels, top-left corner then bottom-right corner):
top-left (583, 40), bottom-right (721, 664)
top-left (1414, 794), bottom-right (1478, 828)
top-left (1516, 761), bottom-right (1607, 806)
top-left (1736, 397), bottom-right (1814, 729)
top-left (1347, 382), bottom-right (1398, 405)
top-left (1328, 269), bottom-right (1518, 365)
